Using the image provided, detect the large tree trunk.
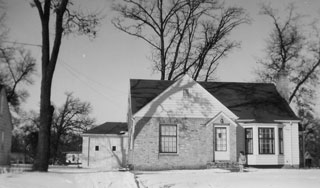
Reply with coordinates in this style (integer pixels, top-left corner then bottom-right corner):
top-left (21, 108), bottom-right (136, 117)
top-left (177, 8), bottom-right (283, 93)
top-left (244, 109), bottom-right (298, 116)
top-left (33, 80), bottom-right (54, 171)
top-left (32, 0), bottom-right (67, 172)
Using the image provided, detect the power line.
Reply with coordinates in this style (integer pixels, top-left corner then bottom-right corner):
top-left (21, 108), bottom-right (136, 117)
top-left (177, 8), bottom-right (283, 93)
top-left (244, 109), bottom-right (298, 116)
top-left (61, 59), bottom-right (127, 95)
top-left (59, 61), bottom-right (125, 113)
top-left (2, 40), bottom-right (42, 47)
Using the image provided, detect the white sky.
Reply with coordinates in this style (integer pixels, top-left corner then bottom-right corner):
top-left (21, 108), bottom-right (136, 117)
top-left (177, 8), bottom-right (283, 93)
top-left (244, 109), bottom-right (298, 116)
top-left (3, 0), bottom-right (320, 124)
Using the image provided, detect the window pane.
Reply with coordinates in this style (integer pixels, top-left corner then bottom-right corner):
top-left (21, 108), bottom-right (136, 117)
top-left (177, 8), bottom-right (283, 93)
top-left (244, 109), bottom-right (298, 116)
top-left (160, 124), bottom-right (177, 153)
top-left (279, 128), bottom-right (284, 154)
top-left (259, 128), bottom-right (274, 154)
top-left (215, 127), bottom-right (227, 151)
top-left (245, 128), bottom-right (253, 154)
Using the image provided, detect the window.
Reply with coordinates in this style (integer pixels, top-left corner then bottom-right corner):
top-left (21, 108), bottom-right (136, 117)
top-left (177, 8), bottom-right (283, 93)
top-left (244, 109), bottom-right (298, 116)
top-left (95, 146), bottom-right (99, 151)
top-left (245, 128), bottom-right (253, 154)
top-left (112, 146), bottom-right (116, 151)
top-left (215, 127), bottom-right (227, 151)
top-left (279, 128), bottom-right (284, 154)
top-left (259, 128), bottom-right (274, 154)
top-left (160, 124), bottom-right (177, 153)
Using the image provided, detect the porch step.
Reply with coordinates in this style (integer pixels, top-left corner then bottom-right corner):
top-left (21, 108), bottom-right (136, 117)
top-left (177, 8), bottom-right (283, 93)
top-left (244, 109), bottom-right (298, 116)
top-left (207, 161), bottom-right (240, 171)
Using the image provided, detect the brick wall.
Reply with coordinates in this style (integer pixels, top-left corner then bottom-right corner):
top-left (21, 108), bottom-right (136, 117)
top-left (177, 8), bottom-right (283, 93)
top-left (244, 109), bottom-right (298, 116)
top-left (130, 117), bottom-right (238, 170)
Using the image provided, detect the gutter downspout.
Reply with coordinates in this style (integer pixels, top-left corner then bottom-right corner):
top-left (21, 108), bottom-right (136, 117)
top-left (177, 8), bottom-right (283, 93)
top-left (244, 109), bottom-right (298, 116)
top-left (290, 121), bottom-right (293, 166)
top-left (87, 137), bottom-right (90, 167)
top-left (130, 117), bottom-right (135, 167)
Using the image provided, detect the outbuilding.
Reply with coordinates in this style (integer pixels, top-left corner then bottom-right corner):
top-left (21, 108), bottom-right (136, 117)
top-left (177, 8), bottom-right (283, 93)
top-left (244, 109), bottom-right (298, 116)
top-left (81, 122), bottom-right (128, 169)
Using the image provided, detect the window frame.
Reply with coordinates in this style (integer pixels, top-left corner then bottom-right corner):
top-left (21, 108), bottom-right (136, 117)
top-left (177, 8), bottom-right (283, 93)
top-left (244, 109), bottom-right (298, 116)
top-left (215, 127), bottom-right (227, 151)
top-left (279, 128), bottom-right (284, 154)
top-left (245, 128), bottom-right (253, 154)
top-left (258, 128), bottom-right (275, 154)
top-left (159, 124), bottom-right (177, 153)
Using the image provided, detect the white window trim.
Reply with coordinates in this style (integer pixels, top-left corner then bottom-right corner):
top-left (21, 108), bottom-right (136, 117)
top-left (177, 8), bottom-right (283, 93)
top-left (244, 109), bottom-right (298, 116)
top-left (159, 123), bottom-right (179, 155)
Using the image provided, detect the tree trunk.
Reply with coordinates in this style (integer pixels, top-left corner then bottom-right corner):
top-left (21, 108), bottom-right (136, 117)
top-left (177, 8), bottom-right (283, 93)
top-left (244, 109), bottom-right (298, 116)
top-left (33, 78), bottom-right (54, 171)
top-left (33, 0), bottom-right (67, 171)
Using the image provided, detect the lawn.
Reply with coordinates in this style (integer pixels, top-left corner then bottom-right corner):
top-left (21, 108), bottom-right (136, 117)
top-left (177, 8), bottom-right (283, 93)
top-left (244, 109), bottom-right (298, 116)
top-left (0, 167), bottom-right (137, 188)
top-left (135, 168), bottom-right (320, 188)
top-left (1, 167), bottom-right (319, 188)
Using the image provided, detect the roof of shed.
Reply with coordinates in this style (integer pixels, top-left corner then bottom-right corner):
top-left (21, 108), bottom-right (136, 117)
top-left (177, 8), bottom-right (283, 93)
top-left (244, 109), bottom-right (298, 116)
top-left (130, 79), bottom-right (299, 123)
top-left (84, 122), bottom-right (128, 134)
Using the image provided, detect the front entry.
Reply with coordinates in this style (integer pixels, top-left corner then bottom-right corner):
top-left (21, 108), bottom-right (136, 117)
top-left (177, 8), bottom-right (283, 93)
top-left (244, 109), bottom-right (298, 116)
top-left (214, 125), bottom-right (230, 160)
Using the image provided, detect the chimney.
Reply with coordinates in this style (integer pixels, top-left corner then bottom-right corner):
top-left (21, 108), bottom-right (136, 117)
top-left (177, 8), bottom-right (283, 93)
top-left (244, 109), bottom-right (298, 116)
top-left (276, 70), bottom-right (290, 102)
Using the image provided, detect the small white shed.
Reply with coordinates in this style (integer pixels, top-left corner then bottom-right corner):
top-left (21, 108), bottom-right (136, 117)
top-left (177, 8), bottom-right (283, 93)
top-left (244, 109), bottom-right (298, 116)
top-left (81, 122), bottom-right (128, 169)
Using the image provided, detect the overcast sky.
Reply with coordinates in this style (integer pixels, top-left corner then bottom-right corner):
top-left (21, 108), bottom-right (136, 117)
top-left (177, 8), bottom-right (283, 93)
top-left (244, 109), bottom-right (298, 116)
top-left (4, 0), bottom-right (320, 124)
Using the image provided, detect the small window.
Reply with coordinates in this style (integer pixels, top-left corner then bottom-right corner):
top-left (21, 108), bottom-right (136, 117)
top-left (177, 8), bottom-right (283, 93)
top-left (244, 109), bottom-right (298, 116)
top-left (245, 128), bottom-right (253, 154)
top-left (95, 146), bottom-right (99, 151)
top-left (279, 128), bottom-right (284, 154)
top-left (112, 146), bottom-right (116, 151)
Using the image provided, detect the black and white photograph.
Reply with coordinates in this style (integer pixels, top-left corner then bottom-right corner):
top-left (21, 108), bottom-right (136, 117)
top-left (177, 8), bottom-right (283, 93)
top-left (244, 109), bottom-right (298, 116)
top-left (0, 0), bottom-right (320, 187)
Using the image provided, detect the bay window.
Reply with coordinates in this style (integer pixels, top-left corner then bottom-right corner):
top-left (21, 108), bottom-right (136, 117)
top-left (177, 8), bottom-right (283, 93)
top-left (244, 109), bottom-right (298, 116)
top-left (259, 128), bottom-right (274, 154)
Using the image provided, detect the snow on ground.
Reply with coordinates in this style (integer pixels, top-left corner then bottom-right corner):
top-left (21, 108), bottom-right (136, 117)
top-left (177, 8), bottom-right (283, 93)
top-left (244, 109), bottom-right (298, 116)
top-left (136, 168), bottom-right (320, 188)
top-left (0, 167), bottom-right (137, 188)
top-left (1, 168), bottom-right (320, 188)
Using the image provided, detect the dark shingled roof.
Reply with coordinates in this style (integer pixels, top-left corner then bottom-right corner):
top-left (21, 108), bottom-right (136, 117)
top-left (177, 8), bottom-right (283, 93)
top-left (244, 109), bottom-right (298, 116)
top-left (130, 79), bottom-right (299, 123)
top-left (84, 122), bottom-right (128, 134)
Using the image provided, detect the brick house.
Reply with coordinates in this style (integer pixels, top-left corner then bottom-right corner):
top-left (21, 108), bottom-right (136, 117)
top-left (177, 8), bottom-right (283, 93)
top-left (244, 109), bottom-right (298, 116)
top-left (82, 122), bottom-right (128, 169)
top-left (127, 75), bottom-right (300, 170)
top-left (0, 85), bottom-right (13, 165)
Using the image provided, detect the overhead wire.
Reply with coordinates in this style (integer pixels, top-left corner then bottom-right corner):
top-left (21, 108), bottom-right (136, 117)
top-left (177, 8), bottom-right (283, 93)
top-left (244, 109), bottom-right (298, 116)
top-left (58, 60), bottom-right (125, 113)
top-left (61, 60), bottom-right (127, 95)
top-left (1, 40), bottom-right (42, 47)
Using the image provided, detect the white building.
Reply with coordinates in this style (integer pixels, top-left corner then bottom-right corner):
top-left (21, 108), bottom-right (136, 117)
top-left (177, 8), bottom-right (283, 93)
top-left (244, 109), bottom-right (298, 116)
top-left (81, 122), bottom-right (128, 169)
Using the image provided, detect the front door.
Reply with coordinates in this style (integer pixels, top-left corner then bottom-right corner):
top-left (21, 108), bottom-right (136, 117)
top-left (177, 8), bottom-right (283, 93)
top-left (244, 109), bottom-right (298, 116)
top-left (214, 126), bottom-right (230, 160)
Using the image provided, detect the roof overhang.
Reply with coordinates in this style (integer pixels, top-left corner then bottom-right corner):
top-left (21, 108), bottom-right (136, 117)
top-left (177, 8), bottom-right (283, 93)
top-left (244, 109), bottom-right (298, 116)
top-left (236, 119), bottom-right (256, 123)
top-left (274, 120), bottom-right (300, 123)
top-left (82, 133), bottom-right (128, 137)
top-left (205, 111), bottom-right (238, 127)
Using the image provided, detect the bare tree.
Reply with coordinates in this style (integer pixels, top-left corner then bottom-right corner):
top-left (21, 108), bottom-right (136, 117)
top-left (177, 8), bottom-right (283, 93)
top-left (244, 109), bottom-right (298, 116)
top-left (256, 4), bottom-right (320, 107)
top-left (0, 1), bottom-right (37, 110)
top-left (113, 0), bottom-right (249, 81)
top-left (31, 0), bottom-right (100, 171)
top-left (51, 92), bottom-right (94, 163)
top-left (0, 47), bottom-right (36, 109)
top-left (12, 110), bottom-right (40, 162)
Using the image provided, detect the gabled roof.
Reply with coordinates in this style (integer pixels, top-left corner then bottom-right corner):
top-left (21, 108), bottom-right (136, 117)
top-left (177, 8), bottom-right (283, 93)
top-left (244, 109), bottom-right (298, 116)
top-left (84, 122), bottom-right (128, 134)
top-left (130, 79), bottom-right (173, 116)
top-left (130, 78), bottom-right (299, 123)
